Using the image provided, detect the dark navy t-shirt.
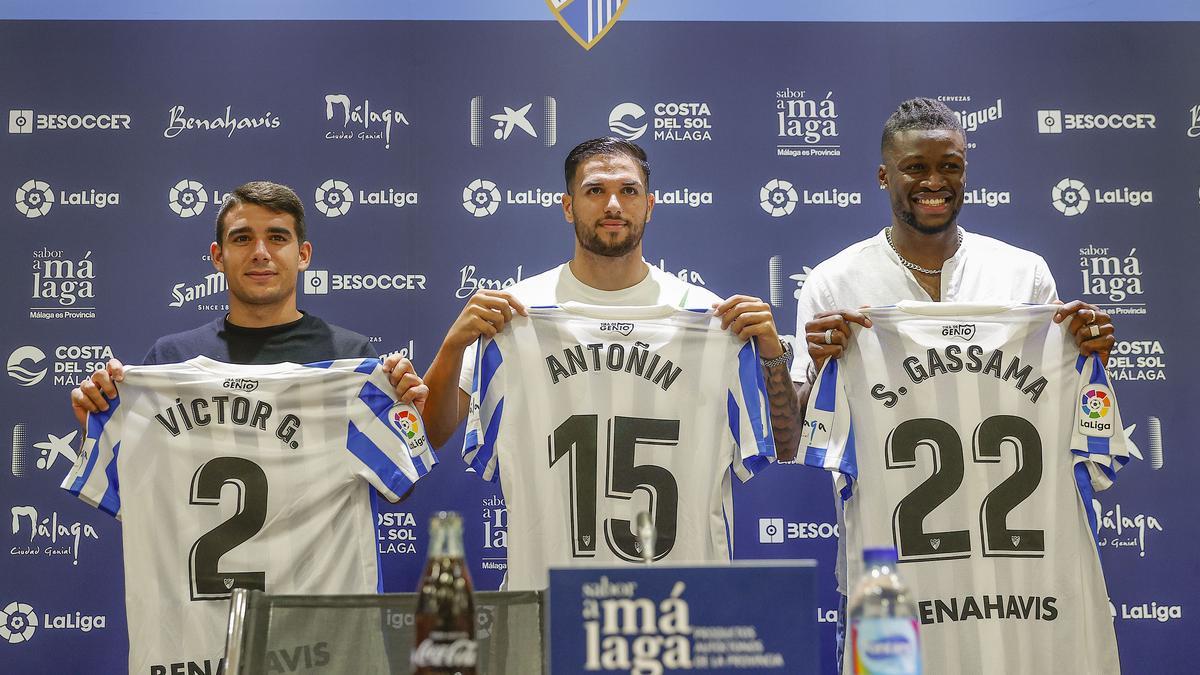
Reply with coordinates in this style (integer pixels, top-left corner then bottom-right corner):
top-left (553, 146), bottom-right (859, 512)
top-left (143, 312), bottom-right (376, 365)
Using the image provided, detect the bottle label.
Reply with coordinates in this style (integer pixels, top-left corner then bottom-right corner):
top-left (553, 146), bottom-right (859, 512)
top-left (851, 618), bottom-right (920, 675)
top-left (412, 632), bottom-right (478, 669)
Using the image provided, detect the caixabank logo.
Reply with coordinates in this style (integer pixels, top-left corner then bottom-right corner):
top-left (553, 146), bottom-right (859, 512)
top-left (14, 179), bottom-right (120, 218)
top-left (313, 179), bottom-right (418, 218)
top-left (1051, 178), bottom-right (1152, 217)
top-left (759, 178), bottom-right (861, 217)
top-left (470, 96), bottom-right (557, 148)
top-left (461, 179), bottom-right (563, 217)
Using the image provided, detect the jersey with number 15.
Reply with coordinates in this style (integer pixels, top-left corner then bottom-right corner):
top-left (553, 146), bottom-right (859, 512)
top-left (61, 356), bottom-right (436, 674)
top-left (464, 304), bottom-right (777, 591)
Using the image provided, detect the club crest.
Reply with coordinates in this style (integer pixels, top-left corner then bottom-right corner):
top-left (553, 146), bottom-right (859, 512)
top-left (546, 0), bottom-right (629, 50)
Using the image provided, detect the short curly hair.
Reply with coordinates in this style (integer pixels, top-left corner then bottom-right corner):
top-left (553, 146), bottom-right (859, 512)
top-left (881, 98), bottom-right (965, 154)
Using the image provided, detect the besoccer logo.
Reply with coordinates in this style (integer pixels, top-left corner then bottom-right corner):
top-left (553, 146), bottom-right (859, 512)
top-left (759, 518), bottom-right (785, 544)
top-left (7, 346), bottom-right (47, 387)
top-left (169, 179), bottom-right (208, 218)
top-left (1052, 178), bottom-right (1090, 216)
top-left (391, 407), bottom-right (422, 441)
top-left (1, 601), bottom-right (38, 644)
top-left (15, 180), bottom-right (54, 218)
top-left (608, 102), bottom-right (648, 141)
top-left (463, 179), bottom-right (501, 217)
top-left (760, 179), bottom-right (798, 217)
top-left (1081, 388), bottom-right (1112, 419)
top-left (9, 110), bottom-right (34, 134)
top-left (315, 179), bottom-right (353, 217)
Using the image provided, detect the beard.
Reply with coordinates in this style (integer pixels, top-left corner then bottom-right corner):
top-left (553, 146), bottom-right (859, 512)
top-left (893, 194), bottom-right (962, 236)
top-left (574, 211), bottom-right (645, 258)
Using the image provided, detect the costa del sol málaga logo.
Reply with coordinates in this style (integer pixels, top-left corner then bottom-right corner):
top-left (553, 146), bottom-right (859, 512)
top-left (760, 179), bottom-right (799, 217)
top-left (169, 179), bottom-right (208, 218)
top-left (15, 179), bottom-right (54, 218)
top-left (1, 601), bottom-right (38, 644)
top-left (391, 407), bottom-right (422, 440)
top-left (608, 103), bottom-right (647, 141)
top-left (7, 346), bottom-right (47, 387)
top-left (1052, 178), bottom-right (1090, 216)
top-left (315, 179), bottom-right (353, 217)
top-left (463, 179), bottom-right (501, 217)
top-left (1081, 388), bottom-right (1112, 419)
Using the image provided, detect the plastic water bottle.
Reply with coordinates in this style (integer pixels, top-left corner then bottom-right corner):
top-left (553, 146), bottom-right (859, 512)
top-left (848, 547), bottom-right (921, 674)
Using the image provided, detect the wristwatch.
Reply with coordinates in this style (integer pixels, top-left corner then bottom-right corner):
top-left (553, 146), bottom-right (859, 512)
top-left (760, 339), bottom-right (793, 369)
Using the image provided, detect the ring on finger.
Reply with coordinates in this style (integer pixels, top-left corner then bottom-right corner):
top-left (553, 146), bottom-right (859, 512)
top-left (823, 328), bottom-right (834, 345)
top-left (1087, 324), bottom-right (1100, 338)
top-left (1084, 308), bottom-right (1097, 324)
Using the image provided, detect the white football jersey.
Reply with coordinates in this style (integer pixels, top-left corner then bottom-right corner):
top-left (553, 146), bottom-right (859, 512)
top-left (464, 304), bottom-right (777, 590)
top-left (61, 357), bottom-right (436, 674)
top-left (802, 302), bottom-right (1127, 675)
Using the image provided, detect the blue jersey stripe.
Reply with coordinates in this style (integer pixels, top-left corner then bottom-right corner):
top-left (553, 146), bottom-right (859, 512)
top-left (479, 340), bottom-right (503, 405)
top-left (346, 420), bottom-right (416, 497)
top-left (470, 398), bottom-right (505, 482)
top-left (98, 441), bottom-right (122, 517)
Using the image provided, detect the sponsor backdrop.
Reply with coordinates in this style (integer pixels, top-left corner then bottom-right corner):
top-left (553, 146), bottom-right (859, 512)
top-left (1, 12), bottom-right (1197, 675)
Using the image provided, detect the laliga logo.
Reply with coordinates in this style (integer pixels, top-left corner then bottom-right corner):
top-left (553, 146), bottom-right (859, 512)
top-left (1082, 388), bottom-right (1112, 419)
top-left (169, 179), bottom-right (209, 218)
top-left (315, 179), bottom-right (353, 217)
top-left (547, 0), bottom-right (628, 50)
top-left (463, 179), bottom-right (501, 217)
top-left (7, 346), bottom-right (47, 387)
top-left (1052, 178), bottom-right (1090, 217)
top-left (0, 601), bottom-right (38, 644)
top-left (14, 180), bottom-right (54, 218)
top-left (760, 179), bottom-right (798, 217)
top-left (609, 103), bottom-right (647, 141)
top-left (391, 407), bottom-right (421, 440)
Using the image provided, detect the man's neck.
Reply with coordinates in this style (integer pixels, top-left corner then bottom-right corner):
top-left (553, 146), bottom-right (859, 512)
top-left (226, 300), bottom-right (303, 329)
top-left (889, 221), bottom-right (962, 271)
top-left (569, 247), bottom-right (648, 291)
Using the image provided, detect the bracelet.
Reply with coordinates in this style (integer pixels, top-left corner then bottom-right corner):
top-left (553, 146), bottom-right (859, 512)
top-left (760, 339), bottom-right (793, 369)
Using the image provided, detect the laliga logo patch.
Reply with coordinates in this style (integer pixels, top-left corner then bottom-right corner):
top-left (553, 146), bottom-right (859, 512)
top-left (1079, 383), bottom-right (1114, 437)
top-left (941, 323), bottom-right (976, 341)
top-left (0, 601), bottom-right (38, 644)
top-left (15, 179), bottom-right (54, 218)
top-left (169, 179), bottom-right (208, 218)
top-left (390, 404), bottom-right (429, 456)
top-left (546, 0), bottom-right (629, 50)
top-left (315, 179), bottom-right (353, 217)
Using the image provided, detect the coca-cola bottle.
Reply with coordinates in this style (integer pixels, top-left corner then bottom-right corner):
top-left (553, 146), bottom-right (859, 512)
top-left (413, 511), bottom-right (478, 675)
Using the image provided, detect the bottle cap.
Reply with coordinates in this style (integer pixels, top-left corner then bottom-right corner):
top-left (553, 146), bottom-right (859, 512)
top-left (863, 546), bottom-right (898, 568)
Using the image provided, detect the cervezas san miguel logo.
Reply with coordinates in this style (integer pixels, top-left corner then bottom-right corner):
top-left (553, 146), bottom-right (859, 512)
top-left (547, 0), bottom-right (629, 50)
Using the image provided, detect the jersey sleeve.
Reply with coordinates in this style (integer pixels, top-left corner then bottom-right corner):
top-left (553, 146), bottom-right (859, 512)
top-left (728, 339), bottom-right (777, 482)
top-left (345, 360), bottom-right (438, 502)
top-left (1069, 353), bottom-right (1129, 493)
top-left (60, 397), bottom-right (125, 519)
top-left (462, 337), bottom-right (504, 482)
top-left (800, 357), bottom-right (857, 500)
top-left (789, 268), bottom-right (833, 384)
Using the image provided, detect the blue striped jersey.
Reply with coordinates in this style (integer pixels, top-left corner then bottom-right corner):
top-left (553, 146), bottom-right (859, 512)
top-left (60, 356), bottom-right (436, 674)
top-left (464, 303), bottom-right (777, 591)
top-left (802, 302), bottom-right (1126, 675)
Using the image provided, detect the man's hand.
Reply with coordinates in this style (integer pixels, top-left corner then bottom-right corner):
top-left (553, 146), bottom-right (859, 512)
top-left (804, 309), bottom-right (873, 377)
top-left (70, 358), bottom-right (125, 427)
top-left (1053, 300), bottom-right (1115, 364)
top-left (713, 295), bottom-right (782, 356)
top-left (381, 353), bottom-right (428, 414)
top-left (443, 290), bottom-right (528, 351)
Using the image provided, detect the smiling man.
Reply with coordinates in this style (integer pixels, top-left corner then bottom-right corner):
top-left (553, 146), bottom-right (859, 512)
top-left (789, 97), bottom-right (1117, 673)
top-left (70, 181), bottom-right (425, 424)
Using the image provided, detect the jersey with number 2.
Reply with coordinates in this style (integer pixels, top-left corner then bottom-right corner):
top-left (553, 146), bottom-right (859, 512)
top-left (61, 356), bottom-right (436, 674)
top-left (802, 302), bottom-right (1127, 675)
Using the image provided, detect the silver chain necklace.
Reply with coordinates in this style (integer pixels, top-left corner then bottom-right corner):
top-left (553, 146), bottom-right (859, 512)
top-left (885, 227), bottom-right (963, 276)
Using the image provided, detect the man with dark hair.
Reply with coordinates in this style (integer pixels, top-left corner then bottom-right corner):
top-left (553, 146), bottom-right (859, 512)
top-left (70, 180), bottom-right (426, 425)
top-left (424, 136), bottom-right (799, 454)
top-left (789, 97), bottom-right (1116, 671)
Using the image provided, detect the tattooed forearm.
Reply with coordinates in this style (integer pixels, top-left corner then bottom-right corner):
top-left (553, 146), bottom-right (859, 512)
top-left (764, 363), bottom-right (802, 462)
